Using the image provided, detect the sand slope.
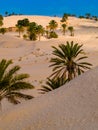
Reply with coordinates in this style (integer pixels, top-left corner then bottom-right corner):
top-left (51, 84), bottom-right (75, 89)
top-left (0, 67), bottom-right (98, 130)
top-left (3, 15), bottom-right (61, 28)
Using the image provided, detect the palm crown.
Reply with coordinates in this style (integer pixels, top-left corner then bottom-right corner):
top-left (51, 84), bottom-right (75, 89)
top-left (0, 59), bottom-right (34, 106)
top-left (50, 41), bottom-right (92, 81)
top-left (49, 20), bottom-right (58, 31)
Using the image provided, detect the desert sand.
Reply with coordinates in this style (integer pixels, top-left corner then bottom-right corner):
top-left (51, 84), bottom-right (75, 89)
top-left (0, 15), bottom-right (98, 129)
top-left (0, 67), bottom-right (98, 130)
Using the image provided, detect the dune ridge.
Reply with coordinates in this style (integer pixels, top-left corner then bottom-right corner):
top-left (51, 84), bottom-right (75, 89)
top-left (0, 67), bottom-right (98, 130)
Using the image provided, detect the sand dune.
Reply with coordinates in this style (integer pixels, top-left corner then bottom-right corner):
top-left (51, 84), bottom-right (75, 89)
top-left (0, 67), bottom-right (98, 130)
top-left (3, 15), bottom-right (61, 28)
top-left (0, 15), bottom-right (98, 129)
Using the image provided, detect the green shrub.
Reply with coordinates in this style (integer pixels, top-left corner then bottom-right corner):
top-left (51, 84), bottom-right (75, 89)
top-left (23, 34), bottom-right (27, 40)
top-left (0, 28), bottom-right (6, 34)
top-left (29, 33), bottom-right (37, 41)
top-left (49, 31), bottom-right (58, 38)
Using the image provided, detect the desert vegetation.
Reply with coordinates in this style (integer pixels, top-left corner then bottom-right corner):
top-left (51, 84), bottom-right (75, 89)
top-left (39, 41), bottom-right (92, 93)
top-left (15, 15), bottom-right (75, 40)
top-left (0, 59), bottom-right (34, 108)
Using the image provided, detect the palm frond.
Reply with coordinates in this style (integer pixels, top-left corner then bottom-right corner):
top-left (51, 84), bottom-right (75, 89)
top-left (11, 74), bottom-right (30, 83)
top-left (0, 59), bottom-right (34, 106)
top-left (0, 59), bottom-right (12, 80)
top-left (39, 77), bottom-right (67, 94)
top-left (10, 82), bottom-right (34, 91)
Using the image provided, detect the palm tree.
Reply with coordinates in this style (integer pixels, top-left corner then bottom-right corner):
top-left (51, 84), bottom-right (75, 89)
top-left (45, 25), bottom-right (50, 38)
top-left (16, 24), bottom-right (24, 37)
top-left (61, 24), bottom-right (67, 35)
top-left (39, 77), bottom-right (67, 94)
top-left (0, 59), bottom-right (34, 107)
top-left (27, 22), bottom-right (38, 41)
top-left (36, 25), bottom-right (44, 41)
top-left (68, 26), bottom-right (74, 36)
top-left (49, 20), bottom-right (58, 32)
top-left (50, 41), bottom-right (92, 81)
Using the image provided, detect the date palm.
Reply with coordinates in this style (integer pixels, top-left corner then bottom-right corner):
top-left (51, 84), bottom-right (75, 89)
top-left (39, 77), bottom-right (67, 94)
top-left (0, 59), bottom-right (34, 107)
top-left (68, 26), bottom-right (74, 36)
top-left (27, 22), bottom-right (38, 41)
top-left (16, 24), bottom-right (24, 37)
top-left (49, 20), bottom-right (58, 32)
top-left (62, 24), bottom-right (67, 35)
top-left (36, 25), bottom-right (44, 41)
top-left (50, 41), bottom-right (92, 81)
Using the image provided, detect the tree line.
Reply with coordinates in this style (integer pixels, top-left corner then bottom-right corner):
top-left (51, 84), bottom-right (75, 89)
top-left (15, 14), bottom-right (74, 40)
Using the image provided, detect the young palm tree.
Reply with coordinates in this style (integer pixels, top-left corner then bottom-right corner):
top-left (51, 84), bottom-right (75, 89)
top-left (49, 20), bottom-right (58, 32)
top-left (68, 26), bottom-right (74, 36)
top-left (16, 24), bottom-right (24, 37)
top-left (0, 59), bottom-right (34, 107)
top-left (39, 77), bottom-right (67, 94)
top-left (36, 25), bottom-right (44, 41)
top-left (61, 24), bottom-right (67, 35)
top-left (50, 41), bottom-right (92, 81)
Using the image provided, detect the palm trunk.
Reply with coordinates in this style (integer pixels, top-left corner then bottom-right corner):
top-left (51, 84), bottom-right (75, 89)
top-left (68, 72), bottom-right (73, 81)
top-left (63, 29), bottom-right (65, 35)
top-left (39, 34), bottom-right (41, 41)
top-left (19, 29), bottom-right (21, 37)
top-left (0, 99), bottom-right (2, 111)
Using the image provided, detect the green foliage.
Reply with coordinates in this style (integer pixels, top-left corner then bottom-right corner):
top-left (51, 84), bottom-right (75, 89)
top-left (39, 77), bottom-right (67, 94)
top-left (0, 59), bottom-right (34, 107)
top-left (61, 24), bottom-right (67, 35)
top-left (16, 25), bottom-right (24, 37)
top-left (27, 22), bottom-right (38, 41)
top-left (27, 22), bottom-right (44, 41)
top-left (29, 32), bottom-right (37, 41)
top-left (49, 20), bottom-right (58, 31)
top-left (36, 25), bottom-right (45, 41)
top-left (0, 15), bottom-right (3, 27)
top-left (0, 28), bottom-right (6, 35)
top-left (23, 34), bottom-right (27, 40)
top-left (17, 18), bottom-right (30, 27)
top-left (49, 31), bottom-right (58, 38)
top-left (50, 41), bottom-right (92, 81)
top-left (0, 15), bottom-right (3, 21)
top-left (85, 13), bottom-right (91, 19)
top-left (68, 26), bottom-right (74, 36)
top-left (61, 13), bottom-right (68, 23)
top-left (79, 16), bottom-right (85, 19)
